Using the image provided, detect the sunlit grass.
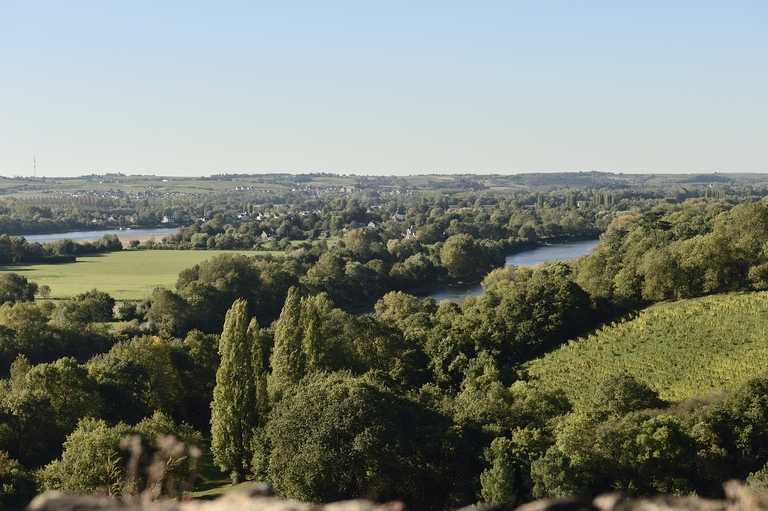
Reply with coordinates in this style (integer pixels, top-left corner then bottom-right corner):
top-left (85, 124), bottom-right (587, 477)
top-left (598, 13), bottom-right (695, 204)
top-left (0, 250), bottom-right (275, 301)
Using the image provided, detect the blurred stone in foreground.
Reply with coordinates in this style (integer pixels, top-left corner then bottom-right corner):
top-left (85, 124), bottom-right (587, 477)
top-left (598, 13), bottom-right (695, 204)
top-left (25, 481), bottom-right (767, 511)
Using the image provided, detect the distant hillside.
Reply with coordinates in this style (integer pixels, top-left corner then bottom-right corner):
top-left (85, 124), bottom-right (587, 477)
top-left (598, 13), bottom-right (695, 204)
top-left (525, 292), bottom-right (768, 407)
top-left (678, 173), bottom-right (733, 184)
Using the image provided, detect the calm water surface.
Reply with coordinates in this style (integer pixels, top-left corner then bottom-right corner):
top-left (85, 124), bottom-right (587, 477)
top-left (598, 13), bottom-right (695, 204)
top-left (414, 239), bottom-right (600, 303)
top-left (18, 228), bottom-right (180, 244)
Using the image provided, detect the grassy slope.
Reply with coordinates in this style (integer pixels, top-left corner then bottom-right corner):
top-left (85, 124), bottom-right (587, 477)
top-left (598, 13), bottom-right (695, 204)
top-left (525, 292), bottom-right (768, 408)
top-left (187, 437), bottom-right (277, 499)
top-left (0, 250), bottom-right (277, 300)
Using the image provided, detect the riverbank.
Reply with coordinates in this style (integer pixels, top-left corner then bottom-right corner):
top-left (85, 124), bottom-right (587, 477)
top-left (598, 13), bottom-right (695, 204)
top-left (342, 238), bottom-right (601, 315)
top-left (4, 225), bottom-right (179, 236)
top-left (0, 236), bottom-right (600, 304)
top-left (16, 227), bottom-right (181, 245)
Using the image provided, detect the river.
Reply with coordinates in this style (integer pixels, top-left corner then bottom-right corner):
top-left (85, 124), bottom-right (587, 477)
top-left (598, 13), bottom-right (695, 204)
top-left (413, 238), bottom-right (600, 303)
top-left (17, 227), bottom-right (181, 244)
top-left (18, 228), bottom-right (599, 307)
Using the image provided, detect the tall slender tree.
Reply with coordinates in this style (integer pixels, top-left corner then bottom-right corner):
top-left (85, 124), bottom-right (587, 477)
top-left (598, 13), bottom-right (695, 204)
top-left (248, 317), bottom-right (269, 423)
top-left (210, 299), bottom-right (263, 483)
top-left (268, 287), bottom-right (304, 401)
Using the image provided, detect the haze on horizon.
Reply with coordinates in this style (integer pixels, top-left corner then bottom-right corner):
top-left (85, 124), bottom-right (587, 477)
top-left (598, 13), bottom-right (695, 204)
top-left (1, 1), bottom-right (766, 178)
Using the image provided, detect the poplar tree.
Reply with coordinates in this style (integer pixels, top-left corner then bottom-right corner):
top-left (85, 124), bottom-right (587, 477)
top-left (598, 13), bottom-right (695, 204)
top-left (268, 287), bottom-right (304, 400)
top-left (299, 292), bottom-right (349, 374)
top-left (210, 299), bottom-right (264, 484)
top-left (299, 293), bottom-right (328, 373)
top-left (249, 317), bottom-right (269, 424)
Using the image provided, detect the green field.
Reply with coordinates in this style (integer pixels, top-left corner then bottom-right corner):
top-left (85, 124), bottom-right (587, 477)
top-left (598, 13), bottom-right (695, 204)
top-left (525, 292), bottom-right (768, 407)
top-left (0, 250), bottom-right (275, 300)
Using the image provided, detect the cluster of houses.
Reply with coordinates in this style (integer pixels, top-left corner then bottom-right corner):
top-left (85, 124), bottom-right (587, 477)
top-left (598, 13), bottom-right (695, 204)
top-left (90, 215), bottom-right (121, 225)
top-left (347, 220), bottom-right (383, 230)
top-left (288, 185), bottom-right (359, 194)
top-left (156, 210), bottom-right (325, 226)
top-left (56, 189), bottom-right (189, 201)
top-left (88, 205), bottom-right (420, 240)
top-left (249, 210), bottom-right (323, 222)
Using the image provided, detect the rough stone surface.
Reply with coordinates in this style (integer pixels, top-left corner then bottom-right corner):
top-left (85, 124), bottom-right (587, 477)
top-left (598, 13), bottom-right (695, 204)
top-left (23, 482), bottom-right (768, 511)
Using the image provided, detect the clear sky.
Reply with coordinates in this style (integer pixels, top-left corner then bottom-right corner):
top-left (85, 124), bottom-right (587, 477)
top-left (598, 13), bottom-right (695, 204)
top-left (1, 1), bottom-right (766, 177)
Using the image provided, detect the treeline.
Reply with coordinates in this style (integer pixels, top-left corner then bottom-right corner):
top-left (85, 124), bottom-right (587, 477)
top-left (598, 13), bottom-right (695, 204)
top-left (0, 291), bottom-right (217, 506)
top-left (148, 191), bottom-right (602, 251)
top-left (0, 286), bottom-right (118, 372)
top-left (108, 185), bottom-right (768, 256)
top-left (6, 172), bottom-right (768, 249)
top-left (481, 372), bottom-right (768, 500)
top-left (147, 232), bottom-right (511, 337)
top-left (573, 199), bottom-right (768, 308)
top-left (0, 202), bottom-right (134, 234)
top-left (0, 234), bottom-right (123, 264)
top-left (0, 276), bottom-right (238, 505)
top-left (151, 194), bottom-right (768, 336)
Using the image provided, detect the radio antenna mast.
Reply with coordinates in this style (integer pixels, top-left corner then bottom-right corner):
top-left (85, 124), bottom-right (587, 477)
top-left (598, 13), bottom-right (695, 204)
top-left (33, 155), bottom-right (36, 178)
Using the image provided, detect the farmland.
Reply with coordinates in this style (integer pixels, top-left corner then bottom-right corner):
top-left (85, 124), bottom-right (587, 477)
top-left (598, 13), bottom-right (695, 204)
top-left (525, 292), bottom-right (768, 406)
top-left (0, 250), bottom-right (269, 300)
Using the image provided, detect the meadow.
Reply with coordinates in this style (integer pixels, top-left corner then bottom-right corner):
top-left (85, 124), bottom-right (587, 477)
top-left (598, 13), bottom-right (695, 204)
top-left (0, 250), bottom-right (279, 301)
top-left (525, 292), bottom-right (768, 407)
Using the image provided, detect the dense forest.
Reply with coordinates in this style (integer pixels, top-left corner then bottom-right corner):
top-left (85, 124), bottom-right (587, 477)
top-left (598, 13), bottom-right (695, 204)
top-left (3, 173), bottom-right (768, 509)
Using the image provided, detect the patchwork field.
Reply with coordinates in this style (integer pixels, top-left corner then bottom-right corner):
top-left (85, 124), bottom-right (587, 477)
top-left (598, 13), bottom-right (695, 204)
top-left (525, 292), bottom-right (768, 407)
top-left (0, 176), bottom-right (291, 198)
top-left (0, 250), bottom-right (277, 301)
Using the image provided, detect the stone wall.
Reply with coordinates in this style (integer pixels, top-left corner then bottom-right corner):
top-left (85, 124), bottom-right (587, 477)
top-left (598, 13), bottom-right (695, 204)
top-left (24, 481), bottom-right (762, 511)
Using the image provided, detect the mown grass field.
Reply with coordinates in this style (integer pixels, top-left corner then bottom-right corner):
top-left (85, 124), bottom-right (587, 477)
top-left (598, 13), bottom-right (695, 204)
top-left (525, 292), bottom-right (768, 407)
top-left (0, 250), bottom-right (279, 301)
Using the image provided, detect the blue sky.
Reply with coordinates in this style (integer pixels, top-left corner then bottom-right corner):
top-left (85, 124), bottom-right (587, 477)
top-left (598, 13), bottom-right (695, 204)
top-left (1, 1), bottom-right (766, 177)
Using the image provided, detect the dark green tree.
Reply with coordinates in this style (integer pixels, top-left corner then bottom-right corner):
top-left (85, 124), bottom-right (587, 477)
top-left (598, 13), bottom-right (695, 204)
top-left (0, 274), bottom-right (38, 305)
top-left (40, 412), bottom-right (201, 497)
top-left (592, 373), bottom-right (665, 418)
top-left (87, 336), bottom-right (184, 424)
top-left (440, 234), bottom-right (482, 278)
top-left (264, 372), bottom-right (470, 510)
top-left (479, 430), bottom-right (549, 507)
top-left (39, 418), bottom-right (130, 495)
top-left (210, 299), bottom-right (264, 483)
top-left (530, 447), bottom-right (585, 499)
top-left (0, 452), bottom-right (36, 509)
top-left (64, 289), bottom-right (116, 324)
top-left (147, 288), bottom-right (189, 338)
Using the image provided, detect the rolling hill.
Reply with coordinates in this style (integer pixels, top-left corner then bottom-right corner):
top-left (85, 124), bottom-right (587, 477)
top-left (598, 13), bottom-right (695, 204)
top-left (525, 292), bottom-right (768, 407)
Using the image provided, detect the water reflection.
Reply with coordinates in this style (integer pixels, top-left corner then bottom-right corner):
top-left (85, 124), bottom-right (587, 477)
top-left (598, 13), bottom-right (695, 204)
top-left (414, 239), bottom-right (600, 303)
top-left (18, 228), bottom-right (180, 244)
